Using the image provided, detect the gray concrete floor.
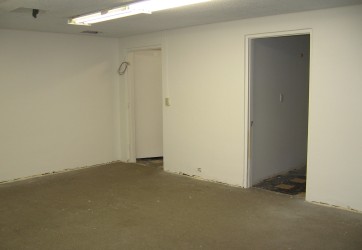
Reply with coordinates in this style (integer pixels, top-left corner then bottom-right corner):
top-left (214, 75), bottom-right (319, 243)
top-left (1, 162), bottom-right (361, 250)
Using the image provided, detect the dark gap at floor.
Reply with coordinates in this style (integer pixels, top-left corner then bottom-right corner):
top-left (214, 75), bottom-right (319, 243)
top-left (136, 157), bottom-right (163, 168)
top-left (254, 167), bottom-right (306, 196)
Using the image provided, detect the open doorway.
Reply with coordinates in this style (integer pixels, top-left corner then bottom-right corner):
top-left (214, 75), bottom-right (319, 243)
top-left (246, 33), bottom-right (310, 196)
top-left (126, 48), bottom-right (163, 168)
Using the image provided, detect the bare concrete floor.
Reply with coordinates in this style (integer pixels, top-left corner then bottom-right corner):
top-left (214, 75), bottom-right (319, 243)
top-left (1, 162), bottom-right (361, 250)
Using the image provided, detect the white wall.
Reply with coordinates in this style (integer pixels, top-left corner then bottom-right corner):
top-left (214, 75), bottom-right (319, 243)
top-left (251, 35), bottom-right (310, 184)
top-left (118, 5), bottom-right (362, 211)
top-left (0, 29), bottom-right (120, 182)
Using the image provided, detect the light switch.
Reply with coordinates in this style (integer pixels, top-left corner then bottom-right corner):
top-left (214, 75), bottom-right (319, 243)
top-left (165, 97), bottom-right (171, 106)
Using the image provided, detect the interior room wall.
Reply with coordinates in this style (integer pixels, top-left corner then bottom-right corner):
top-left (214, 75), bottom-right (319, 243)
top-left (251, 35), bottom-right (310, 185)
top-left (0, 29), bottom-right (120, 182)
top-left (119, 5), bottom-right (362, 211)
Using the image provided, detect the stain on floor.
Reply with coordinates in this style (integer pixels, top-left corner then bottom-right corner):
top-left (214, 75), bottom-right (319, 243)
top-left (254, 167), bottom-right (306, 195)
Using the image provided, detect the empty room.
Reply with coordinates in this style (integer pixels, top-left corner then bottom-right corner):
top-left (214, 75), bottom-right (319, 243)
top-left (1, 0), bottom-right (362, 249)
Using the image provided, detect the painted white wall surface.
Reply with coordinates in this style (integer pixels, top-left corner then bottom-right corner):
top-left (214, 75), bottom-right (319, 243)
top-left (119, 5), bottom-right (362, 211)
top-left (251, 35), bottom-right (309, 185)
top-left (132, 50), bottom-right (163, 158)
top-left (0, 29), bottom-right (120, 182)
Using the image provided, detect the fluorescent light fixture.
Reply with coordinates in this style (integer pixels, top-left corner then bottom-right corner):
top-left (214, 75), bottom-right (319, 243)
top-left (69, 0), bottom-right (211, 26)
top-left (68, 6), bottom-right (150, 25)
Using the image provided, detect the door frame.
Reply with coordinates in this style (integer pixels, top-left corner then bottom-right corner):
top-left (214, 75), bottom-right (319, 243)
top-left (243, 29), bottom-right (313, 188)
top-left (125, 45), bottom-right (164, 163)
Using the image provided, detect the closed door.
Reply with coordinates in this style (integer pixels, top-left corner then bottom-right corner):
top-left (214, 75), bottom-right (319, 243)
top-left (133, 50), bottom-right (163, 158)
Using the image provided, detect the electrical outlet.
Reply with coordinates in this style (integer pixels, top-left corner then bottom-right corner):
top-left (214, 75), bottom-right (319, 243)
top-left (197, 168), bottom-right (202, 173)
top-left (165, 97), bottom-right (171, 106)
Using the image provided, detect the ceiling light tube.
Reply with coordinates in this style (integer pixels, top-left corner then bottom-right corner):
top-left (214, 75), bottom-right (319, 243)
top-left (68, 6), bottom-right (150, 26)
top-left (69, 0), bottom-right (211, 26)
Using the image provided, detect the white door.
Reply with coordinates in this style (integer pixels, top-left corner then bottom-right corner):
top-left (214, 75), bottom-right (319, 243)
top-left (133, 50), bottom-right (163, 158)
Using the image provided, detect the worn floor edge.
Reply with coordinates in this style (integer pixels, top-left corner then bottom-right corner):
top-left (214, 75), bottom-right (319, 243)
top-left (309, 200), bottom-right (362, 214)
top-left (165, 170), bottom-right (362, 214)
top-left (0, 160), bottom-right (124, 185)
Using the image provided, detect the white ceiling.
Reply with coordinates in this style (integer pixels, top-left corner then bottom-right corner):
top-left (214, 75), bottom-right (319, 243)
top-left (0, 0), bottom-right (361, 38)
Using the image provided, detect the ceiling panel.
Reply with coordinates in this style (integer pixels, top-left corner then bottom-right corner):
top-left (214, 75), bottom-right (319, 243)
top-left (0, 0), bottom-right (361, 37)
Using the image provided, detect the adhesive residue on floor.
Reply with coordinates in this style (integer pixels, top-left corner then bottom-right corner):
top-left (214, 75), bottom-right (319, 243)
top-left (254, 167), bottom-right (306, 196)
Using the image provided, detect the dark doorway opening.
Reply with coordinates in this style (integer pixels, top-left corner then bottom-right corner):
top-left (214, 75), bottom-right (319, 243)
top-left (249, 34), bottom-right (310, 196)
top-left (136, 157), bottom-right (163, 168)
